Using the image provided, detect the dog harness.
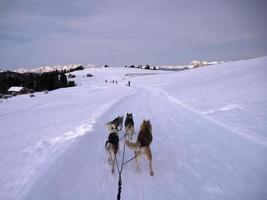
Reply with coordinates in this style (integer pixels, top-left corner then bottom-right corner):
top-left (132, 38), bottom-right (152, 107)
top-left (105, 132), bottom-right (119, 151)
top-left (124, 116), bottom-right (134, 127)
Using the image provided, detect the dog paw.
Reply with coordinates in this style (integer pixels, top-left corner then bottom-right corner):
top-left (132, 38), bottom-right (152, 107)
top-left (150, 171), bottom-right (154, 177)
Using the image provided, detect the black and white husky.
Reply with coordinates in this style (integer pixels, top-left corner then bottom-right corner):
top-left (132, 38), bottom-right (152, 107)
top-left (106, 115), bottom-right (123, 131)
top-left (105, 124), bottom-right (119, 174)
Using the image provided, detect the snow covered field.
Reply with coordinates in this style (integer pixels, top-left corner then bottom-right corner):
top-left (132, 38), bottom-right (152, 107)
top-left (0, 57), bottom-right (266, 200)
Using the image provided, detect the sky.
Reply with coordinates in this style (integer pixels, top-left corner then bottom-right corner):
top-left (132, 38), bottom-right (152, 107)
top-left (0, 0), bottom-right (267, 69)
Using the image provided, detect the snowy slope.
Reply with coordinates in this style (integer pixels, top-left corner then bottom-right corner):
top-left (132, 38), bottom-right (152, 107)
top-left (0, 58), bottom-right (266, 200)
top-left (134, 57), bottom-right (267, 144)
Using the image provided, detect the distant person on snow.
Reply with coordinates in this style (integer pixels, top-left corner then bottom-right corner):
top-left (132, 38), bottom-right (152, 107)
top-left (128, 81), bottom-right (131, 86)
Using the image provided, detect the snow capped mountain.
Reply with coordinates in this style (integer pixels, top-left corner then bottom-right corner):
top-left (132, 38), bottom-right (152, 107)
top-left (155, 64), bottom-right (194, 70)
top-left (155, 60), bottom-right (224, 70)
top-left (13, 64), bottom-right (97, 74)
top-left (191, 60), bottom-right (224, 67)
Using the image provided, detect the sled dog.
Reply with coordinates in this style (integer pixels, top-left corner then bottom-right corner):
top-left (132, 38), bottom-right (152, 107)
top-left (105, 124), bottom-right (119, 174)
top-left (124, 113), bottom-right (134, 140)
top-left (125, 120), bottom-right (154, 176)
top-left (106, 115), bottom-right (123, 131)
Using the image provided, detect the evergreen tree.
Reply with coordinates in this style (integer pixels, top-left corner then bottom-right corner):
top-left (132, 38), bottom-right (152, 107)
top-left (68, 81), bottom-right (75, 87)
top-left (60, 73), bottom-right (68, 87)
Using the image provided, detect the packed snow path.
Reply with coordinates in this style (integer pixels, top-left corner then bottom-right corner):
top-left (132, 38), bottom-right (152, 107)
top-left (22, 87), bottom-right (266, 200)
top-left (1, 58), bottom-right (266, 200)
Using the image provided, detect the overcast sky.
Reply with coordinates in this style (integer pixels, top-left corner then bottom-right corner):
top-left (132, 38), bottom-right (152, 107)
top-left (0, 0), bottom-right (266, 69)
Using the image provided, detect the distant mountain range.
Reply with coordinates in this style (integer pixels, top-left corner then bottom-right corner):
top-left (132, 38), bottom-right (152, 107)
top-left (0, 64), bottom-right (97, 74)
top-left (0, 60), bottom-right (224, 74)
top-left (155, 60), bottom-right (224, 70)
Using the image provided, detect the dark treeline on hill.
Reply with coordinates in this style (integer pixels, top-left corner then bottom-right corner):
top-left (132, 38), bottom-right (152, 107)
top-left (124, 64), bottom-right (156, 70)
top-left (61, 65), bottom-right (84, 73)
top-left (0, 71), bottom-right (75, 94)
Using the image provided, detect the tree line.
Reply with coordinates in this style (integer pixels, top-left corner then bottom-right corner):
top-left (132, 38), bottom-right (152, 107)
top-left (124, 64), bottom-right (157, 70)
top-left (0, 71), bottom-right (75, 94)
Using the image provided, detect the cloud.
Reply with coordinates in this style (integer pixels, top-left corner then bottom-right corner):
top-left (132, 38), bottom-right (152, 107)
top-left (0, 0), bottom-right (267, 68)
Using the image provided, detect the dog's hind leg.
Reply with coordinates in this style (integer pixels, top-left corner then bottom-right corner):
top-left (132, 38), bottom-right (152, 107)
top-left (134, 150), bottom-right (141, 172)
top-left (110, 151), bottom-right (115, 174)
top-left (145, 147), bottom-right (154, 176)
top-left (130, 128), bottom-right (134, 140)
top-left (126, 129), bottom-right (133, 140)
top-left (108, 151), bottom-right (112, 164)
top-left (126, 131), bottom-right (130, 141)
top-left (149, 160), bottom-right (154, 176)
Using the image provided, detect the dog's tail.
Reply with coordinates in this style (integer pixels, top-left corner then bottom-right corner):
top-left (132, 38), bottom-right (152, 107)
top-left (125, 140), bottom-right (140, 150)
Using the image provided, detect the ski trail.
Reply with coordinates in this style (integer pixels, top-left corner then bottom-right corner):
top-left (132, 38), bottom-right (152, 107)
top-left (156, 87), bottom-right (267, 147)
top-left (20, 88), bottom-right (138, 200)
top-left (22, 85), bottom-right (267, 200)
top-left (13, 87), bottom-right (138, 200)
top-left (151, 87), bottom-right (266, 199)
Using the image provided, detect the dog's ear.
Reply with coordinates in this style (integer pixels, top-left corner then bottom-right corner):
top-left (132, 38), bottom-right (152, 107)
top-left (105, 122), bottom-right (112, 128)
top-left (105, 122), bottom-right (112, 131)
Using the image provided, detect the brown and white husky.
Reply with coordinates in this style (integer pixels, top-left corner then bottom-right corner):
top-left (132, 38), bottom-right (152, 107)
top-left (125, 120), bottom-right (154, 176)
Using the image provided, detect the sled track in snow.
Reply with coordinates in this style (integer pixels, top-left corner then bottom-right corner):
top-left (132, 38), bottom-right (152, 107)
top-left (156, 87), bottom-right (267, 147)
top-left (21, 85), bottom-right (267, 200)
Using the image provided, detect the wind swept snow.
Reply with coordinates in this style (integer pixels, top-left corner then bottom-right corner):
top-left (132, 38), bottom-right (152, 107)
top-left (0, 58), bottom-right (267, 200)
top-left (201, 104), bottom-right (243, 115)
